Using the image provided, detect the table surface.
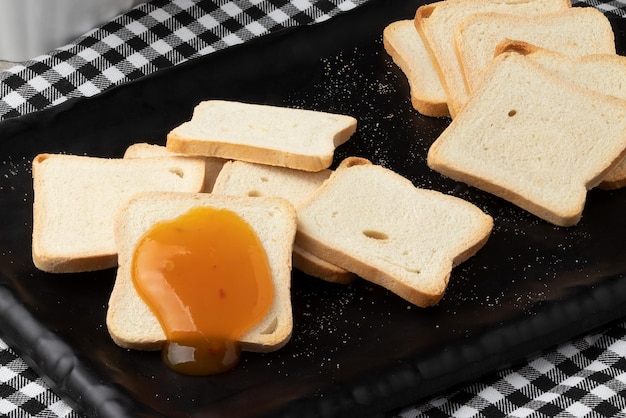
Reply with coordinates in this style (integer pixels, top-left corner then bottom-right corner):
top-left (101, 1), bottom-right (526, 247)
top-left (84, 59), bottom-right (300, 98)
top-left (2, 1), bottom-right (626, 417)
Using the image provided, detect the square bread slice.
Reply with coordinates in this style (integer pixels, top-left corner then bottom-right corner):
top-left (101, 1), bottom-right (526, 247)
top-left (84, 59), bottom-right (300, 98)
top-left (123, 142), bottom-right (228, 193)
top-left (166, 100), bottom-right (357, 172)
top-left (494, 41), bottom-right (626, 190)
top-left (106, 192), bottom-right (297, 352)
top-left (212, 160), bottom-right (356, 284)
top-left (383, 19), bottom-right (449, 117)
top-left (295, 157), bottom-right (493, 307)
top-left (455, 8), bottom-right (616, 96)
top-left (414, 0), bottom-right (571, 118)
top-left (31, 153), bottom-right (206, 273)
top-left (427, 52), bottom-right (626, 227)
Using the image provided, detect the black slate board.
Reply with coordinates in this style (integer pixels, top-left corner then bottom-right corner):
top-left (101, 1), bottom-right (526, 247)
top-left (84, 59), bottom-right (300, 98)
top-left (1, 1), bottom-right (626, 417)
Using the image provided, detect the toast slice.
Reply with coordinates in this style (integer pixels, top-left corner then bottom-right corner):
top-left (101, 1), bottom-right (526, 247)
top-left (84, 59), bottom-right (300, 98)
top-left (414, 0), bottom-right (571, 118)
top-left (123, 142), bottom-right (228, 192)
top-left (295, 157), bottom-right (493, 307)
top-left (166, 100), bottom-right (357, 172)
top-left (455, 8), bottom-right (616, 95)
top-left (494, 41), bottom-right (626, 190)
top-left (31, 153), bottom-right (206, 273)
top-left (427, 52), bottom-right (626, 227)
top-left (383, 19), bottom-right (449, 117)
top-left (212, 160), bottom-right (356, 284)
top-left (106, 192), bottom-right (296, 352)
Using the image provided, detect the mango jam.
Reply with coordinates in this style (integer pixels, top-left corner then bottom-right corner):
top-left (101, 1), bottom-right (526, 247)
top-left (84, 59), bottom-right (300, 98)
top-left (131, 206), bottom-right (274, 375)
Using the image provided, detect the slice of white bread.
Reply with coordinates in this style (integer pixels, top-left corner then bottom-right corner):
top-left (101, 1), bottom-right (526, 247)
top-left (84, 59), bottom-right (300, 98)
top-left (213, 160), bottom-right (333, 202)
top-left (31, 154), bottom-right (206, 273)
top-left (455, 8), bottom-right (616, 95)
top-left (414, 0), bottom-right (571, 118)
top-left (427, 52), bottom-right (626, 227)
top-left (212, 160), bottom-right (356, 284)
top-left (295, 157), bottom-right (493, 307)
top-left (106, 191), bottom-right (297, 352)
top-left (383, 19), bottom-right (449, 117)
top-left (166, 100), bottom-right (358, 172)
top-left (123, 142), bottom-right (227, 192)
top-left (493, 41), bottom-right (626, 190)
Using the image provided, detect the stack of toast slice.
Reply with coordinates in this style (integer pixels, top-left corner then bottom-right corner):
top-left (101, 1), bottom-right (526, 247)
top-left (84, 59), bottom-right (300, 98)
top-left (384, 0), bottom-right (626, 225)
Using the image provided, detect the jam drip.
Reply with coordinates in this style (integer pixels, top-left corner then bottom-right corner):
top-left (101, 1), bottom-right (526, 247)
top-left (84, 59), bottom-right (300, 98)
top-left (132, 206), bottom-right (273, 375)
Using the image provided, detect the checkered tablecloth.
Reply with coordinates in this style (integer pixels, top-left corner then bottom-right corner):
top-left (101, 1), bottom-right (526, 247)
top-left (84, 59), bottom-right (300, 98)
top-left (2, 1), bottom-right (626, 417)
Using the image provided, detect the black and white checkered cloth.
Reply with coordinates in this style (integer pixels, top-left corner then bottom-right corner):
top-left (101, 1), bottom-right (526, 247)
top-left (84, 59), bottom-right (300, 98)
top-left (2, 1), bottom-right (626, 417)
top-left (400, 321), bottom-right (626, 417)
top-left (0, 0), bottom-right (367, 120)
top-left (0, 339), bottom-right (76, 417)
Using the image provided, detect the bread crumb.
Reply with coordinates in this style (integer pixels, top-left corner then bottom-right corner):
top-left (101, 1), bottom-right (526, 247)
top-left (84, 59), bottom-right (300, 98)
top-left (284, 41), bottom-right (444, 174)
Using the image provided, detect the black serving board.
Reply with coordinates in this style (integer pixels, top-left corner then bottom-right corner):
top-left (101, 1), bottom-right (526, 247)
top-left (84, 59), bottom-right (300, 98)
top-left (1, 1), bottom-right (626, 417)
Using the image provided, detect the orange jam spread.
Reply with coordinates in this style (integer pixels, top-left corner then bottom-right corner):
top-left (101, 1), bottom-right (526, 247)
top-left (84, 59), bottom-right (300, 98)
top-left (131, 206), bottom-right (274, 375)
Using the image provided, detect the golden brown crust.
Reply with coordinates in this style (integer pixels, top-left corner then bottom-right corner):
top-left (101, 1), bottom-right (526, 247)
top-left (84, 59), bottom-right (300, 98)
top-left (382, 20), bottom-right (450, 117)
top-left (292, 247), bottom-right (357, 285)
top-left (414, 2), bottom-right (453, 117)
top-left (493, 39), bottom-right (542, 57)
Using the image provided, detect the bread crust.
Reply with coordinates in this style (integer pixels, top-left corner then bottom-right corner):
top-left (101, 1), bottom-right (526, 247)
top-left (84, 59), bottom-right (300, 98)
top-left (292, 246), bottom-right (357, 285)
top-left (383, 20), bottom-right (450, 117)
